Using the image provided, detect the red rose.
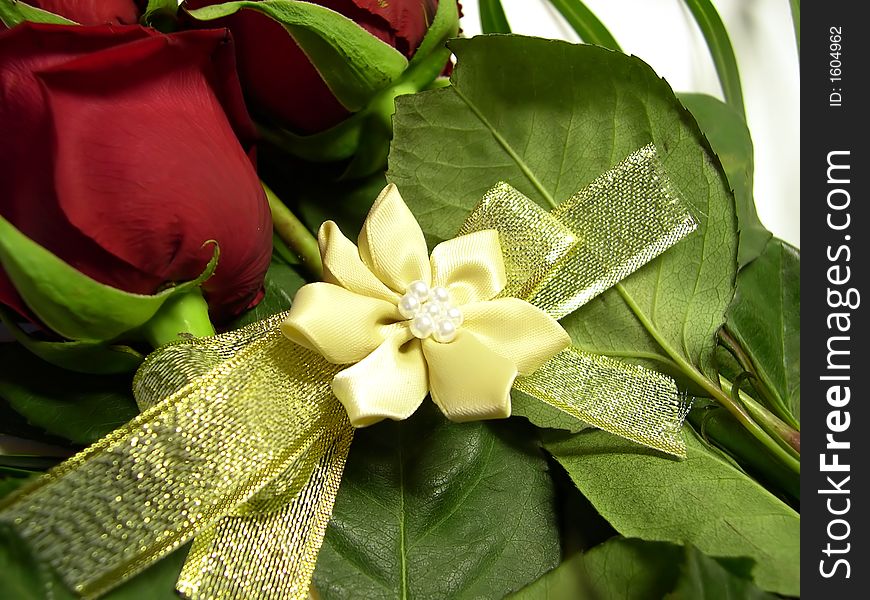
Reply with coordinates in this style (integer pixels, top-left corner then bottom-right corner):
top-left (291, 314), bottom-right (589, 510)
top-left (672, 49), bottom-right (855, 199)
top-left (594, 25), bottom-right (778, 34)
top-left (184, 0), bottom-right (439, 134)
top-left (10, 0), bottom-right (142, 25)
top-left (0, 23), bottom-right (272, 324)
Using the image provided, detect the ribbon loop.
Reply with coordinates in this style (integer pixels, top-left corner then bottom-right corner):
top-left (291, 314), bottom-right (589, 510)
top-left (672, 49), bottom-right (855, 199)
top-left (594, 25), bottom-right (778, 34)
top-left (462, 144), bottom-right (697, 320)
top-left (460, 145), bottom-right (695, 456)
top-left (514, 348), bottom-right (686, 457)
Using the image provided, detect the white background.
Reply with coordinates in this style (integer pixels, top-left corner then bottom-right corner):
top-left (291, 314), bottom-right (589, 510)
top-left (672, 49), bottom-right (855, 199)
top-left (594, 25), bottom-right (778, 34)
top-left (458, 0), bottom-right (800, 249)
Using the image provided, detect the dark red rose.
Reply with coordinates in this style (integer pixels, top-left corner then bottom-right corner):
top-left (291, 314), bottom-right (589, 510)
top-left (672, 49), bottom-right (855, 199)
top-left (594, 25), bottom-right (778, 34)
top-left (0, 23), bottom-right (272, 323)
top-left (18, 0), bottom-right (142, 25)
top-left (184, 0), bottom-right (439, 134)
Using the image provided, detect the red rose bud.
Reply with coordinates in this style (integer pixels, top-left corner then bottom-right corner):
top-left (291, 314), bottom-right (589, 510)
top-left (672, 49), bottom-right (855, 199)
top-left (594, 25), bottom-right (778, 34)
top-left (185, 0), bottom-right (441, 134)
top-left (0, 23), bottom-right (272, 335)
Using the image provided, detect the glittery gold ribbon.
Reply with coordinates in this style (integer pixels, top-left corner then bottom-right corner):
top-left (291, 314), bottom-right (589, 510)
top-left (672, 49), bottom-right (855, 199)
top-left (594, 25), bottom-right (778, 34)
top-left (0, 143), bottom-right (694, 598)
top-left (461, 144), bottom-right (695, 456)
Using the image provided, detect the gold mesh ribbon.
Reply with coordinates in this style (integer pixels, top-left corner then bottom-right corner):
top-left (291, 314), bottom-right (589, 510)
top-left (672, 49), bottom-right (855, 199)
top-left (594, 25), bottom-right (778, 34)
top-left (461, 144), bottom-right (695, 456)
top-left (0, 144), bottom-right (695, 598)
top-left (0, 312), bottom-right (352, 599)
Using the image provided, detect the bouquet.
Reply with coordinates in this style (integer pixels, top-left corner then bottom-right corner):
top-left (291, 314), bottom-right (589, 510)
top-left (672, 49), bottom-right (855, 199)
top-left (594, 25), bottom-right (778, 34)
top-left (0, 1), bottom-right (800, 598)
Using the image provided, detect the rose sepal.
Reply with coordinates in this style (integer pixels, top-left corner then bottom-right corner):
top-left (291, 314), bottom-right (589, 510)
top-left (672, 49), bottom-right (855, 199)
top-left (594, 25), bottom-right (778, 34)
top-left (0, 308), bottom-right (144, 374)
top-left (0, 212), bottom-right (219, 343)
top-left (210, 0), bottom-right (459, 176)
top-left (186, 0), bottom-right (409, 112)
top-left (0, 0), bottom-right (75, 27)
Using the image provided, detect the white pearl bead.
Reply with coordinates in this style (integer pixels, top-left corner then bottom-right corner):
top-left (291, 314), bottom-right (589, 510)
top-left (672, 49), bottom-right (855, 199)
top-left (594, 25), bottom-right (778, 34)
top-left (407, 280), bottom-right (430, 301)
top-left (432, 319), bottom-right (457, 343)
top-left (410, 315), bottom-right (435, 339)
top-left (423, 302), bottom-right (443, 319)
top-left (398, 294), bottom-right (421, 319)
top-left (445, 306), bottom-right (464, 326)
top-left (430, 286), bottom-right (451, 304)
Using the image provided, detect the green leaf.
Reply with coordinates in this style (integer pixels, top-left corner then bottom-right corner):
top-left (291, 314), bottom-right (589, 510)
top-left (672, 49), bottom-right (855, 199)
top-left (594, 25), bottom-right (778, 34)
top-left (508, 553), bottom-right (592, 599)
top-left (511, 388), bottom-right (589, 433)
top-left (544, 428), bottom-right (800, 595)
top-left (229, 260), bottom-right (306, 329)
top-left (513, 538), bottom-right (767, 600)
top-left (681, 0), bottom-right (746, 119)
top-left (314, 404), bottom-right (560, 598)
top-left (0, 0), bottom-right (75, 27)
top-left (679, 93), bottom-right (770, 266)
top-left (724, 239), bottom-right (800, 422)
top-left (0, 525), bottom-right (189, 600)
top-left (0, 213), bottom-right (217, 342)
top-left (389, 36), bottom-right (738, 396)
top-left (547, 0), bottom-right (621, 51)
top-left (479, 0), bottom-right (511, 34)
top-left (0, 344), bottom-right (138, 444)
top-left (0, 309), bottom-right (143, 375)
top-left (187, 1), bottom-right (408, 112)
top-left (583, 538), bottom-right (684, 600)
top-left (668, 544), bottom-right (775, 600)
top-left (0, 473), bottom-right (35, 499)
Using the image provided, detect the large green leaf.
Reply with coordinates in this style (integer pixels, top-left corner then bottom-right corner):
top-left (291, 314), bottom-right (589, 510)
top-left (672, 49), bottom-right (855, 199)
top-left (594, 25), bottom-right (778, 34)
top-left (544, 428), bottom-right (799, 595)
top-left (187, 1), bottom-right (408, 112)
top-left (679, 93), bottom-right (769, 266)
top-left (583, 538), bottom-right (684, 600)
top-left (313, 404), bottom-right (560, 598)
top-left (512, 538), bottom-right (770, 600)
top-left (668, 544), bottom-right (774, 600)
top-left (508, 553), bottom-right (592, 599)
top-left (724, 239), bottom-right (800, 422)
top-left (389, 36), bottom-right (738, 396)
top-left (0, 344), bottom-right (137, 444)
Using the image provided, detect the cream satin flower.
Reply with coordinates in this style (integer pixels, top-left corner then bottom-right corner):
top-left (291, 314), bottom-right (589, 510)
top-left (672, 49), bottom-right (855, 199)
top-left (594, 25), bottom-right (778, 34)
top-left (281, 184), bottom-right (570, 427)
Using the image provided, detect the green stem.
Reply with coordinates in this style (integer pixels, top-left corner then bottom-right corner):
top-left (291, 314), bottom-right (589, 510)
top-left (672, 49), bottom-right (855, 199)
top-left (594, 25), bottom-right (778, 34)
top-left (547, 0), bottom-right (622, 52)
top-left (263, 182), bottom-right (323, 280)
top-left (140, 289), bottom-right (215, 348)
top-left (682, 0), bottom-right (746, 120)
top-left (689, 405), bottom-right (799, 503)
top-left (788, 0), bottom-right (800, 57)
top-left (719, 328), bottom-right (800, 430)
top-left (479, 0), bottom-right (511, 34)
top-left (615, 284), bottom-right (799, 474)
top-left (721, 375), bottom-right (801, 457)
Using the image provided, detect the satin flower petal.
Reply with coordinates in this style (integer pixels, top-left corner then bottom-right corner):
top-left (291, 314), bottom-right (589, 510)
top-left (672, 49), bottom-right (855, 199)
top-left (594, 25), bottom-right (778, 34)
top-left (357, 184), bottom-right (431, 293)
top-left (318, 221), bottom-right (398, 303)
top-left (332, 329), bottom-right (428, 427)
top-left (281, 282), bottom-right (401, 364)
top-left (463, 298), bottom-right (571, 374)
top-left (430, 230), bottom-right (507, 305)
top-left (422, 331), bottom-right (518, 422)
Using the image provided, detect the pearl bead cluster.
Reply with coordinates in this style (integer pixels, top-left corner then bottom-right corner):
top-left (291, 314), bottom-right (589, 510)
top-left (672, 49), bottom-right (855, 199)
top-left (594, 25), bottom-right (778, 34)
top-left (398, 280), bottom-right (463, 343)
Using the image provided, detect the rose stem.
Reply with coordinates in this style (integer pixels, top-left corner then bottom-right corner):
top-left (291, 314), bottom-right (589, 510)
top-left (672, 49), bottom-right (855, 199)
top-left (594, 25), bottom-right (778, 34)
top-left (262, 182), bottom-right (323, 280)
top-left (720, 375), bottom-right (801, 457)
top-left (140, 289), bottom-right (215, 348)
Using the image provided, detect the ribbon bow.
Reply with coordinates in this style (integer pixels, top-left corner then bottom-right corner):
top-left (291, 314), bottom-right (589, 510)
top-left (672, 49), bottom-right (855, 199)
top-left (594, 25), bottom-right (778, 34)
top-left (0, 144), bottom-right (695, 599)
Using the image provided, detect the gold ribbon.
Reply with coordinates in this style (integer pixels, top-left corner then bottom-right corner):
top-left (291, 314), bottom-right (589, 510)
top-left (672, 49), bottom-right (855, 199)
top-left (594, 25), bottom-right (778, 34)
top-left (0, 144), bottom-right (694, 598)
